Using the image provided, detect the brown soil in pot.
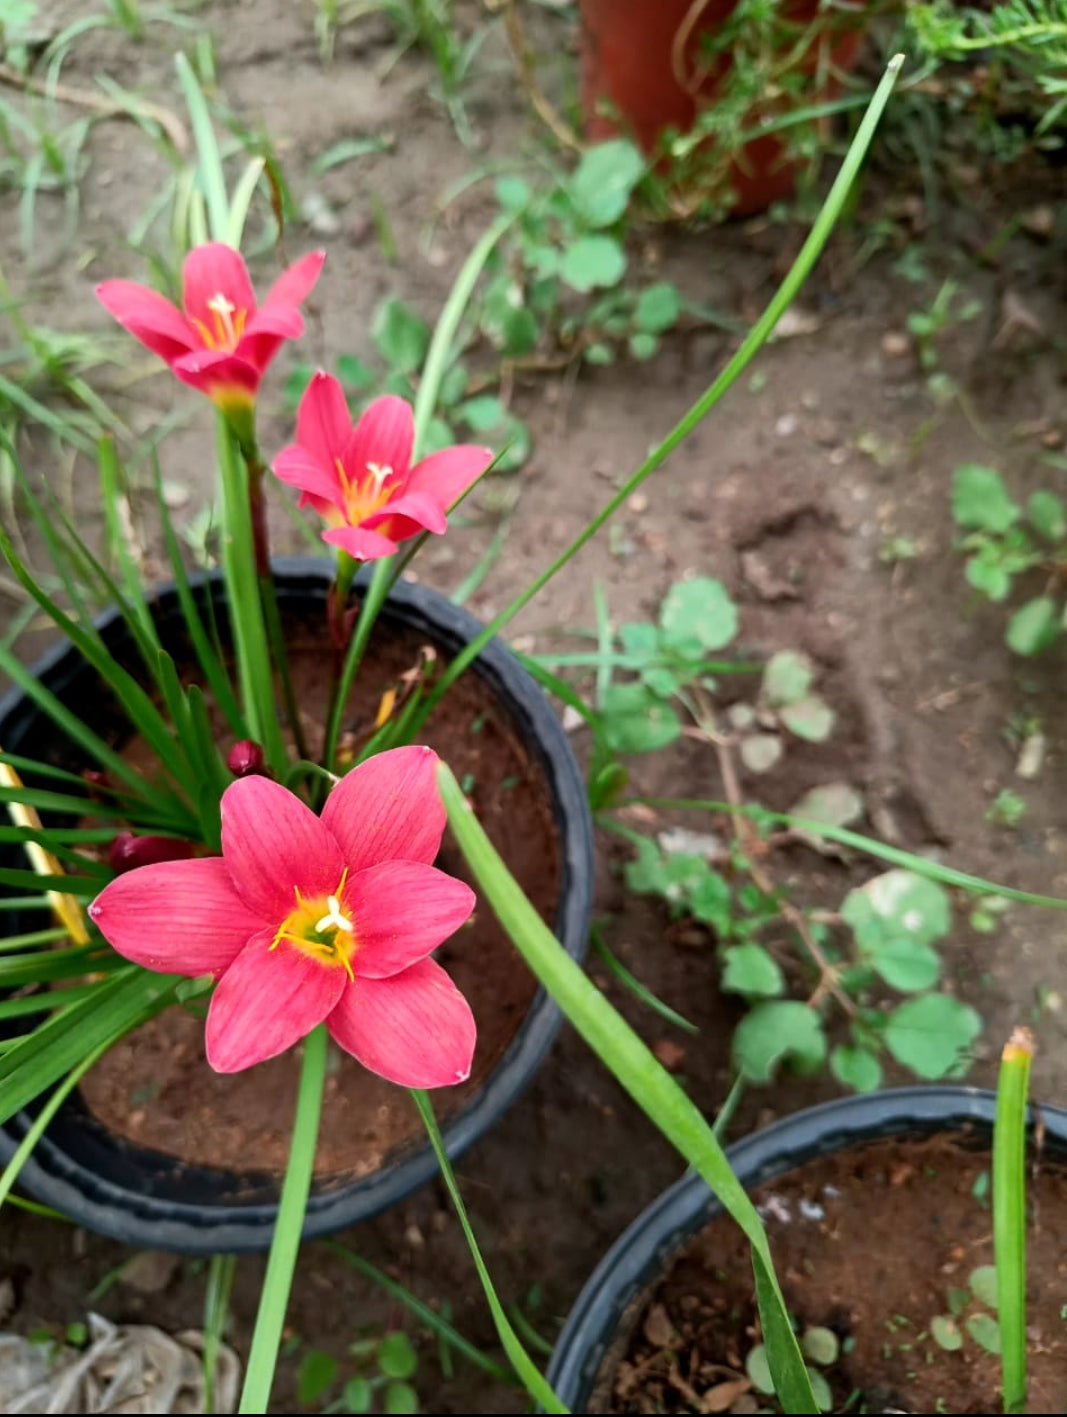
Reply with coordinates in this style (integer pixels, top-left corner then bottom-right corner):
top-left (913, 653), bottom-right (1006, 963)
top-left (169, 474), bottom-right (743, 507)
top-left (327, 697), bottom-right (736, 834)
top-left (599, 1136), bottom-right (1067, 1415)
top-left (76, 598), bottom-right (559, 1178)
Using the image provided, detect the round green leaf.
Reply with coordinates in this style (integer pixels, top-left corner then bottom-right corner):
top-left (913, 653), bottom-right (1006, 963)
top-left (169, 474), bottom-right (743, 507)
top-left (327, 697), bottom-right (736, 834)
top-left (739, 733), bottom-right (783, 774)
top-left (842, 870), bottom-right (951, 951)
top-left (659, 578), bottom-right (738, 655)
top-left (870, 937), bottom-right (942, 993)
top-left (343, 1375), bottom-right (373, 1412)
top-left (297, 1349), bottom-right (338, 1405)
top-left (1006, 595), bottom-right (1060, 656)
top-left (560, 235), bottom-right (626, 293)
top-left (762, 650), bottom-right (813, 706)
top-left (884, 995), bottom-right (982, 1079)
top-left (829, 1044), bottom-right (882, 1093)
top-left (969, 1265), bottom-right (999, 1309)
top-left (733, 1001), bottom-right (827, 1083)
top-left (789, 782), bottom-right (864, 831)
top-left (779, 695), bottom-right (835, 742)
top-left (951, 464), bottom-right (1018, 533)
top-left (801, 1327), bottom-right (839, 1366)
top-left (494, 176), bottom-right (531, 211)
top-left (601, 683), bottom-right (681, 754)
top-left (965, 1312), bottom-right (1001, 1354)
top-left (383, 1380), bottom-right (420, 1414)
top-left (629, 331), bottom-right (658, 361)
top-left (378, 1331), bottom-right (417, 1380)
top-left (721, 943), bottom-right (785, 999)
top-left (930, 1314), bottom-right (964, 1351)
top-left (371, 297), bottom-right (430, 373)
top-left (808, 1368), bottom-right (834, 1412)
top-left (1027, 489), bottom-right (1066, 541)
top-left (745, 1343), bottom-right (775, 1394)
top-left (634, 282), bottom-right (681, 334)
top-left (568, 139), bottom-right (645, 227)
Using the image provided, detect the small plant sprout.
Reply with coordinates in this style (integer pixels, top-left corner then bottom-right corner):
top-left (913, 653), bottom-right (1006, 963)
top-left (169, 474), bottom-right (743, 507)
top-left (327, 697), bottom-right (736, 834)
top-left (952, 462), bottom-right (1067, 656)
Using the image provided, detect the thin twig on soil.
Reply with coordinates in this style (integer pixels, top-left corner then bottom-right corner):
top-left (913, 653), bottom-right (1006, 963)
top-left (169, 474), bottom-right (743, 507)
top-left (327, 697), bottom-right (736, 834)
top-left (0, 63), bottom-right (189, 153)
top-left (695, 704), bottom-right (857, 1019)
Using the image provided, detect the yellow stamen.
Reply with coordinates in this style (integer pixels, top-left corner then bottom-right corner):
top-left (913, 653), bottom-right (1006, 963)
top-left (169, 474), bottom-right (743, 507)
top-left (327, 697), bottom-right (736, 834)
top-left (270, 869), bottom-right (356, 979)
top-left (191, 292), bottom-right (248, 352)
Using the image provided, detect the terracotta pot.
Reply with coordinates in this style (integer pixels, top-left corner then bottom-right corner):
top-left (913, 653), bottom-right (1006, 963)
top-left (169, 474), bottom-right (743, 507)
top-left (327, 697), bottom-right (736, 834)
top-left (548, 1086), bottom-right (1067, 1412)
top-left (0, 559), bottom-right (594, 1253)
top-left (577, 0), bottom-right (869, 215)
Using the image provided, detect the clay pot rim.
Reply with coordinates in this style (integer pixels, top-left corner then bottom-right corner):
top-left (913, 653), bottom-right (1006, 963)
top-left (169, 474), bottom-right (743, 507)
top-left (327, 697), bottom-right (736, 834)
top-left (546, 1084), bottom-right (1067, 1410)
top-left (0, 557), bottom-right (594, 1254)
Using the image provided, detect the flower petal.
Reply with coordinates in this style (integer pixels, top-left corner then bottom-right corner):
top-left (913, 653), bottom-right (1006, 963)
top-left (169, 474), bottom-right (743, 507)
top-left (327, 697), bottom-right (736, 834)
top-left (273, 443), bottom-right (344, 506)
top-left (363, 489), bottom-right (447, 537)
top-left (171, 349), bottom-right (261, 400)
top-left (95, 280), bottom-right (198, 365)
top-left (205, 929), bottom-right (347, 1072)
top-left (220, 776), bottom-right (345, 920)
top-left (182, 242), bottom-right (258, 328)
top-left (261, 249), bottom-right (326, 310)
top-left (321, 744), bottom-right (447, 870)
top-left (347, 861), bottom-right (475, 977)
top-left (343, 395), bottom-right (414, 484)
top-left (327, 958), bottom-right (476, 1087)
top-left (322, 524), bottom-right (398, 561)
top-left (88, 857), bottom-right (263, 976)
top-left (405, 444), bottom-right (494, 511)
top-left (295, 370), bottom-right (353, 467)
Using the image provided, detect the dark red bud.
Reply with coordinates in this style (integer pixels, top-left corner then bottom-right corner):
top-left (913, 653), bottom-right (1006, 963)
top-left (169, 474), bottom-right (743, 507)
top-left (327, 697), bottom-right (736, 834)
top-left (82, 769), bottom-right (112, 800)
top-left (227, 739), bottom-right (267, 777)
top-left (109, 832), bottom-right (197, 874)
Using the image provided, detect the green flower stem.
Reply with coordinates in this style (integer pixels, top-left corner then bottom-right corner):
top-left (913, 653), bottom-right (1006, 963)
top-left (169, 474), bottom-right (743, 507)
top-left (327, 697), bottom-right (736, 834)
top-left (410, 1089), bottom-right (568, 1414)
top-left (412, 208), bottom-right (516, 455)
top-left (436, 763), bottom-right (817, 1413)
top-left (242, 436), bottom-right (311, 766)
top-left (322, 558), bottom-right (391, 773)
top-left (994, 1027), bottom-right (1033, 1416)
top-left (216, 418), bottom-right (286, 773)
top-left (321, 210), bottom-right (517, 774)
top-left (238, 1025), bottom-right (327, 1415)
top-left (409, 54), bottom-right (904, 736)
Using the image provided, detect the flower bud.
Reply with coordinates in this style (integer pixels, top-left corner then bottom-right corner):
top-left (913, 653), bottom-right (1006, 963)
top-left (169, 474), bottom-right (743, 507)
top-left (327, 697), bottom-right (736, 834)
top-left (227, 739), bottom-right (267, 777)
top-left (109, 832), bottom-right (196, 874)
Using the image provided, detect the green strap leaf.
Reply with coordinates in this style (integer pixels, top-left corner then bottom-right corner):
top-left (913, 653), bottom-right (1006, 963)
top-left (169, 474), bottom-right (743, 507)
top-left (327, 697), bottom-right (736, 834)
top-left (410, 1089), bottom-right (568, 1414)
top-left (436, 763), bottom-right (817, 1412)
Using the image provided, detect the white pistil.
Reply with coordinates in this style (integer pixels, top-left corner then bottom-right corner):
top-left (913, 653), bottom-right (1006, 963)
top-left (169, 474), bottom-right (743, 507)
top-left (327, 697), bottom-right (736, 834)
top-left (207, 292), bottom-right (238, 346)
top-left (315, 895), bottom-right (354, 935)
top-left (366, 461), bottom-right (393, 492)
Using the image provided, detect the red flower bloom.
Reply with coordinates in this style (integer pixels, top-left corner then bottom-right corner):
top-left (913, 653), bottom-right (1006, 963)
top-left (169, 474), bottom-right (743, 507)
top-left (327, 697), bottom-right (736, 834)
top-left (273, 372), bottom-right (493, 562)
top-left (96, 242), bottom-right (324, 409)
top-left (89, 747), bottom-right (476, 1086)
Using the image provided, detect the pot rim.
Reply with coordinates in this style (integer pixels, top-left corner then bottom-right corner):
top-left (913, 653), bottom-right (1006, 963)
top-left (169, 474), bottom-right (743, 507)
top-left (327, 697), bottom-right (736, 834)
top-left (0, 557), bottom-right (594, 1253)
top-left (546, 1084), bottom-right (1067, 1410)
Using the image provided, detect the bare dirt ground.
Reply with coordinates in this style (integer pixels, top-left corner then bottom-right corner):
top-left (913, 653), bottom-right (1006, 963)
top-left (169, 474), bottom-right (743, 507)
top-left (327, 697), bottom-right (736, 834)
top-left (2, 2), bottom-right (1067, 1411)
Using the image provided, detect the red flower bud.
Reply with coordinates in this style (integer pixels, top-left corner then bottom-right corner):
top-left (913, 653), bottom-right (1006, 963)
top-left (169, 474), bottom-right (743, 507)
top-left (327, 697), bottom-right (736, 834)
top-left (82, 769), bottom-right (112, 800)
top-left (227, 740), bottom-right (267, 777)
top-left (109, 832), bottom-right (197, 874)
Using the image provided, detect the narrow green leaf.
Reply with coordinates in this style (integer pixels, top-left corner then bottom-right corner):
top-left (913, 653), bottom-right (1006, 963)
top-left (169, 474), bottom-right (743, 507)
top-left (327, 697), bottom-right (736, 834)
top-left (411, 1089), bottom-right (568, 1414)
top-left (437, 763), bottom-right (818, 1412)
top-left (994, 1028), bottom-right (1032, 1412)
top-left (238, 1027), bottom-right (327, 1414)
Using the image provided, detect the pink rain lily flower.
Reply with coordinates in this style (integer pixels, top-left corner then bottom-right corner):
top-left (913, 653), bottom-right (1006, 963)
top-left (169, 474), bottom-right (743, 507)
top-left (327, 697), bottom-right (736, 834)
top-left (88, 747), bottom-right (477, 1087)
top-left (96, 241), bottom-right (325, 409)
top-left (273, 371), bottom-right (494, 562)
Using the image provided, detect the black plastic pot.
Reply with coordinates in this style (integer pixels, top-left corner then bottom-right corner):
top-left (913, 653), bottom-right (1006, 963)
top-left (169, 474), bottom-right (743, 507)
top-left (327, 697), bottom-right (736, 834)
top-left (0, 558), bottom-right (593, 1254)
top-left (547, 1085), bottom-right (1067, 1411)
